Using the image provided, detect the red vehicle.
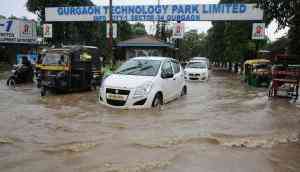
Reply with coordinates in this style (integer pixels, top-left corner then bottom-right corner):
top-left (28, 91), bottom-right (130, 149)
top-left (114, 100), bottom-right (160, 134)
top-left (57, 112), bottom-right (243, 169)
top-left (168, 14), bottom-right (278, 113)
top-left (268, 55), bottom-right (300, 100)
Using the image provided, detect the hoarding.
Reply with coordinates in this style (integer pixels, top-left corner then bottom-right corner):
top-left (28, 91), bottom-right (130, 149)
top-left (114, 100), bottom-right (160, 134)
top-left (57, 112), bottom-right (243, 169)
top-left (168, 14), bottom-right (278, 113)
top-left (252, 23), bottom-right (266, 40)
top-left (43, 24), bottom-right (53, 38)
top-left (173, 23), bottom-right (184, 39)
top-left (106, 23), bottom-right (117, 38)
top-left (45, 4), bottom-right (263, 22)
top-left (0, 19), bottom-right (37, 44)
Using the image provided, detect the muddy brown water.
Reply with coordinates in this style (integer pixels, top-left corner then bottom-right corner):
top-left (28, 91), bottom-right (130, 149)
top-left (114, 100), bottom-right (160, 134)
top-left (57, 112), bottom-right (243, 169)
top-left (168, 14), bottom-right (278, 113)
top-left (0, 71), bottom-right (300, 172)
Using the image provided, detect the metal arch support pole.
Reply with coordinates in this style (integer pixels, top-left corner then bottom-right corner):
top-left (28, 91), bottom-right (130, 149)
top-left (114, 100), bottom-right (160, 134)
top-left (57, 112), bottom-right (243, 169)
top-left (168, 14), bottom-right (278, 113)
top-left (108, 0), bottom-right (113, 65)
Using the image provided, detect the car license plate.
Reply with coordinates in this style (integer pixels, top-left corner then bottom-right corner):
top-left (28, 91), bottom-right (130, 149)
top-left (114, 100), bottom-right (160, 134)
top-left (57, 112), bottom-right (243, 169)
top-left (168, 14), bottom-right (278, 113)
top-left (106, 93), bottom-right (127, 101)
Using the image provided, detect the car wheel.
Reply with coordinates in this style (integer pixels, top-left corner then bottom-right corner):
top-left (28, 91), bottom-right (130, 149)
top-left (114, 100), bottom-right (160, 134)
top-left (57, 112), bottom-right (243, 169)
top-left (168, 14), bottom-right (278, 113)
top-left (152, 93), bottom-right (163, 108)
top-left (181, 86), bottom-right (187, 96)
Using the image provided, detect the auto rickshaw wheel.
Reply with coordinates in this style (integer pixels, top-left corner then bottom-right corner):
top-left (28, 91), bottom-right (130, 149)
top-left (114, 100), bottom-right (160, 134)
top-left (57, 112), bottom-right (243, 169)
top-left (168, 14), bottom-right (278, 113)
top-left (41, 86), bottom-right (47, 96)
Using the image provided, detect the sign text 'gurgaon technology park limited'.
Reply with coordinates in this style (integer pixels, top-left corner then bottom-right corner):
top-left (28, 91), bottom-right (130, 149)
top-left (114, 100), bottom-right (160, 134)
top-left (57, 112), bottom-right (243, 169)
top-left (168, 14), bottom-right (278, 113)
top-left (46, 4), bottom-right (263, 22)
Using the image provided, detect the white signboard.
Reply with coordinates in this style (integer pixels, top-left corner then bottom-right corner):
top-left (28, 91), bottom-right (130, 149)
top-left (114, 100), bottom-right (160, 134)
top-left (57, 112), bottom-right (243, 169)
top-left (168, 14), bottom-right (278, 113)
top-left (0, 19), bottom-right (37, 44)
top-left (106, 23), bottom-right (117, 38)
top-left (173, 23), bottom-right (184, 39)
top-left (46, 4), bottom-right (263, 22)
top-left (252, 23), bottom-right (266, 40)
top-left (43, 24), bottom-right (53, 38)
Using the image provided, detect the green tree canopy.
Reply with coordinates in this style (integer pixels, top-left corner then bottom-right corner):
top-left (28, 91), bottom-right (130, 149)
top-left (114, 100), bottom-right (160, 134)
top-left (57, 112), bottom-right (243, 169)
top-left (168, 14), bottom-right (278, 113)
top-left (131, 23), bottom-right (147, 37)
top-left (257, 0), bottom-right (300, 56)
top-left (180, 30), bottom-right (207, 60)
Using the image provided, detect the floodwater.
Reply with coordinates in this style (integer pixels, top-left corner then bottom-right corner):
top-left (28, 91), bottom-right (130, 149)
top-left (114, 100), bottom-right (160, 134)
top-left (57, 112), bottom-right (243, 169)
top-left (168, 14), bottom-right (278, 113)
top-left (0, 70), bottom-right (300, 172)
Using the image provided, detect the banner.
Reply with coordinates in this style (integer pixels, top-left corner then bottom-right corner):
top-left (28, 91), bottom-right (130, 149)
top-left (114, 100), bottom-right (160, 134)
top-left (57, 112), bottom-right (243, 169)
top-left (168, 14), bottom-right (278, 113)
top-left (43, 24), bottom-right (53, 38)
top-left (46, 4), bottom-right (263, 22)
top-left (173, 23), bottom-right (184, 39)
top-left (106, 23), bottom-right (117, 38)
top-left (0, 19), bottom-right (37, 44)
top-left (252, 23), bottom-right (266, 40)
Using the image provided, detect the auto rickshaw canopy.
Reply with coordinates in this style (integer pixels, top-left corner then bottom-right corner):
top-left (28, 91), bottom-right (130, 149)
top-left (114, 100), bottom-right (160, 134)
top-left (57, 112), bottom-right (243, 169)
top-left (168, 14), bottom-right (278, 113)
top-left (244, 59), bottom-right (271, 65)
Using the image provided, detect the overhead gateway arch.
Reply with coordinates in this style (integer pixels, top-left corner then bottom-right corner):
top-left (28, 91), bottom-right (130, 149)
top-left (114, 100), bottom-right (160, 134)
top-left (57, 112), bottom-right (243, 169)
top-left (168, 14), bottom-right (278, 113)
top-left (45, 4), bottom-right (263, 22)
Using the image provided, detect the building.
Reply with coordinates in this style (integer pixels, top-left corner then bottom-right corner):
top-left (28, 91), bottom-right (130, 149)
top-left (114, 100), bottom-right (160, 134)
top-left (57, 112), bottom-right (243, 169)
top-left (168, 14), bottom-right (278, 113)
top-left (116, 35), bottom-right (175, 60)
top-left (0, 18), bottom-right (38, 64)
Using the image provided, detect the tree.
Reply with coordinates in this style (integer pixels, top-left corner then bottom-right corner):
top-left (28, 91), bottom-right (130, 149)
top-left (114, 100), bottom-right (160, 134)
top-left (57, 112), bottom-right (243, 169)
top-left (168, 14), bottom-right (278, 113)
top-left (131, 23), bottom-right (147, 37)
top-left (26, 0), bottom-right (94, 22)
top-left (257, 0), bottom-right (300, 56)
top-left (204, 0), bottom-right (268, 71)
top-left (26, 0), bottom-right (136, 62)
top-left (181, 30), bottom-right (207, 61)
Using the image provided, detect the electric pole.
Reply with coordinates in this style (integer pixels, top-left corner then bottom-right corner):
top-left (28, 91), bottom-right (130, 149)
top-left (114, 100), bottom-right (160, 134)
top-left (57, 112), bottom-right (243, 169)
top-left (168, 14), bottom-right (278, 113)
top-left (108, 0), bottom-right (113, 64)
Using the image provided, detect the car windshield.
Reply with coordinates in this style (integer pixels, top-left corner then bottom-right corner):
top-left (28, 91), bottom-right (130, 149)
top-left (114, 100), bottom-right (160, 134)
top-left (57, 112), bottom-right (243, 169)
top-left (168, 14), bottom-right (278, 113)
top-left (42, 53), bottom-right (65, 65)
top-left (187, 62), bottom-right (207, 69)
top-left (115, 59), bottom-right (161, 76)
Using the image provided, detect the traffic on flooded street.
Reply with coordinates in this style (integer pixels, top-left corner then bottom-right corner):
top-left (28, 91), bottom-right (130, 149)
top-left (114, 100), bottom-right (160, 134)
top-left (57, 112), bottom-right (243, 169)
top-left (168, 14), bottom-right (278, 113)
top-left (1, 0), bottom-right (300, 171)
top-left (1, 70), bottom-right (300, 172)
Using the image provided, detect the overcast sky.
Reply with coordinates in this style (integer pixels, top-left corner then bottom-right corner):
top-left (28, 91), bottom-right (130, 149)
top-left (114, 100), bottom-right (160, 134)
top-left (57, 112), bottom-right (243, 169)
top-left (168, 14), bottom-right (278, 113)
top-left (0, 0), bottom-right (289, 41)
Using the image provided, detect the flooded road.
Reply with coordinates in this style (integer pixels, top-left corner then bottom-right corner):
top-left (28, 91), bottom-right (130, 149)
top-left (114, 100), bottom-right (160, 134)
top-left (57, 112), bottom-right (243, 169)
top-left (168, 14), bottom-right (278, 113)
top-left (1, 70), bottom-right (300, 172)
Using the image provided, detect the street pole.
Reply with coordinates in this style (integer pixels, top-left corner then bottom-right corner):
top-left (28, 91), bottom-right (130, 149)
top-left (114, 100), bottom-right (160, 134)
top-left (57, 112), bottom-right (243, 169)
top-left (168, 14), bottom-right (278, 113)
top-left (108, 0), bottom-right (113, 65)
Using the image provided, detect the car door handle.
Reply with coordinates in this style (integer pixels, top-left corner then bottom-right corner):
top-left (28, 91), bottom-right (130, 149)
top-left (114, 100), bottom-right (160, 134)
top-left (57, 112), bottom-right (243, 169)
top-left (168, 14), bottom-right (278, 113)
top-left (173, 78), bottom-right (176, 80)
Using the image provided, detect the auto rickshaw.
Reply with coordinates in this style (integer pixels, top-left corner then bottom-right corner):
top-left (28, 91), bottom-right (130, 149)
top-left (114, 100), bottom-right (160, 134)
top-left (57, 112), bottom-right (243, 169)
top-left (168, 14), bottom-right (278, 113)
top-left (243, 59), bottom-right (272, 87)
top-left (36, 46), bottom-right (102, 96)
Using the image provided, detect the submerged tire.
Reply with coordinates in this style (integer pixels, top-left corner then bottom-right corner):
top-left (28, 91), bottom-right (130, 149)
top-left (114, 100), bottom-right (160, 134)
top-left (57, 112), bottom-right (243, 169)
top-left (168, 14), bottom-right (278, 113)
top-left (152, 93), bottom-right (163, 108)
top-left (181, 86), bottom-right (187, 96)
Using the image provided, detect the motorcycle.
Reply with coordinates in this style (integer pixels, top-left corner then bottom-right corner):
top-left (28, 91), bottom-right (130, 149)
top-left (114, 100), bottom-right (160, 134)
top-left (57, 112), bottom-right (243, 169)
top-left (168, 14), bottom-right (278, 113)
top-left (6, 64), bottom-right (34, 89)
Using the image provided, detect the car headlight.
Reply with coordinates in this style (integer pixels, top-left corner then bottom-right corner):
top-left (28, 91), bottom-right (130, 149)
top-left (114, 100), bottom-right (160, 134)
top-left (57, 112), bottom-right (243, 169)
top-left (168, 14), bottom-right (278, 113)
top-left (134, 81), bottom-right (153, 98)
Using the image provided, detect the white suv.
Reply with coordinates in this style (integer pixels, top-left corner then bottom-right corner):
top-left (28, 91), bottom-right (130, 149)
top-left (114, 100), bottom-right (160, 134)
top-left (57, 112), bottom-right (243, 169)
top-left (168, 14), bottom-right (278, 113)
top-left (99, 57), bottom-right (187, 109)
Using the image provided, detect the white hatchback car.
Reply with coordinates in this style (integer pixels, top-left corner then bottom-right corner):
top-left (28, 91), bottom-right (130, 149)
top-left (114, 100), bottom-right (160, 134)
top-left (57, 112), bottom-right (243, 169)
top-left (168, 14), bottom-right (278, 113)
top-left (184, 60), bottom-right (209, 81)
top-left (99, 57), bottom-right (187, 109)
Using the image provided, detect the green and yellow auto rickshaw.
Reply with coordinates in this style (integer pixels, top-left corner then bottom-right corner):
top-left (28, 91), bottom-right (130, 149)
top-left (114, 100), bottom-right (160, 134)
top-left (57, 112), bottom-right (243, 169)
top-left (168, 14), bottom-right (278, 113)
top-left (36, 46), bottom-right (102, 96)
top-left (243, 59), bottom-right (272, 87)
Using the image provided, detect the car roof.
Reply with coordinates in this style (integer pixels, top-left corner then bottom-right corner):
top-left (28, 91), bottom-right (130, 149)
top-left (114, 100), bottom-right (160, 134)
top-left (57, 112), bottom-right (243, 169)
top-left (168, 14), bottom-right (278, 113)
top-left (191, 57), bottom-right (208, 60)
top-left (189, 60), bottom-right (207, 63)
top-left (132, 56), bottom-right (175, 61)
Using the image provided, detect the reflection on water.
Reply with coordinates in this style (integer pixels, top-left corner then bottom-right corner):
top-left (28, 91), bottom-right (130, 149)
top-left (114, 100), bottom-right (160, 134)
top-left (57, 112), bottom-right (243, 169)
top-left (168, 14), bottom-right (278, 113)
top-left (0, 70), bottom-right (300, 172)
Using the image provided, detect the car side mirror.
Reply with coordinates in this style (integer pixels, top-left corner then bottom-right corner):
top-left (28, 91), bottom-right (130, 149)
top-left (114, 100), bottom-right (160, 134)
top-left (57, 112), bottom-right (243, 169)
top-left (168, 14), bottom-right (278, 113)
top-left (161, 72), bottom-right (174, 79)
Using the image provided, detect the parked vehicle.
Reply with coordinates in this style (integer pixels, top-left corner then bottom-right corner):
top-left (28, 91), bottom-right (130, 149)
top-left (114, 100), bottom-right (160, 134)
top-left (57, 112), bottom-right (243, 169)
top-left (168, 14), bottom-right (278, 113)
top-left (184, 60), bottom-right (209, 81)
top-left (190, 57), bottom-right (210, 69)
top-left (37, 46), bottom-right (102, 96)
top-left (99, 57), bottom-right (187, 109)
top-left (268, 64), bottom-right (300, 100)
top-left (243, 59), bottom-right (272, 87)
top-left (6, 56), bottom-right (34, 88)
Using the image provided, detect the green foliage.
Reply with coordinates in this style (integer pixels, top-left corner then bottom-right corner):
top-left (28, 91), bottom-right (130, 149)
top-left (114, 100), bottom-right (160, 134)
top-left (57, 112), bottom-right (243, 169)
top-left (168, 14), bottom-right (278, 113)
top-left (204, 0), bottom-right (268, 64)
top-left (257, 0), bottom-right (296, 28)
top-left (25, 0), bottom-right (138, 61)
top-left (266, 36), bottom-right (288, 54)
top-left (131, 23), bottom-right (147, 37)
top-left (257, 0), bottom-right (300, 56)
top-left (181, 30), bottom-right (207, 60)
